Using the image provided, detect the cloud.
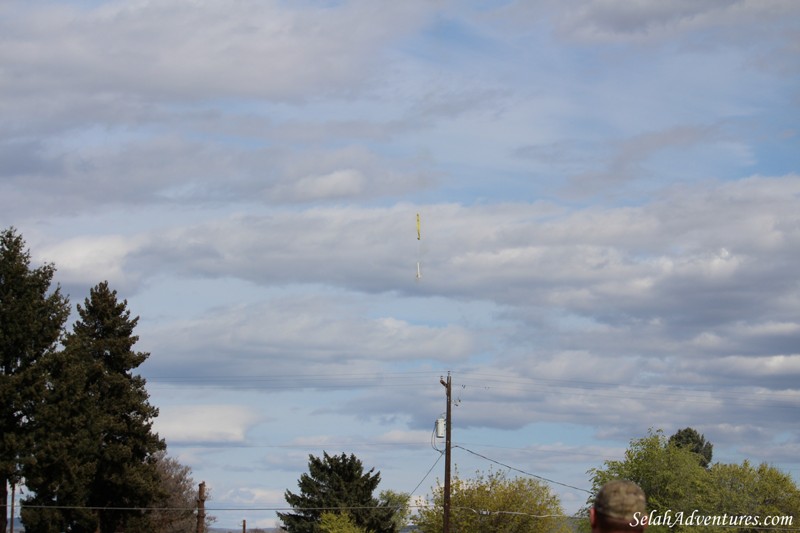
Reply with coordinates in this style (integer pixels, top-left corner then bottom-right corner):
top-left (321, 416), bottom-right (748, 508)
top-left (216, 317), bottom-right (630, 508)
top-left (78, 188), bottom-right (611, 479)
top-left (563, 124), bottom-right (726, 193)
top-left (376, 429), bottom-right (432, 446)
top-left (224, 487), bottom-right (286, 507)
top-left (38, 234), bottom-right (144, 290)
top-left (154, 405), bottom-right (263, 443)
top-left (0, 0), bottom-right (437, 102)
top-left (262, 145), bottom-right (432, 204)
top-left (37, 173), bottom-right (800, 368)
top-left (554, 0), bottom-right (800, 45)
top-left (142, 294), bottom-right (478, 381)
top-left (0, 137), bottom-right (433, 220)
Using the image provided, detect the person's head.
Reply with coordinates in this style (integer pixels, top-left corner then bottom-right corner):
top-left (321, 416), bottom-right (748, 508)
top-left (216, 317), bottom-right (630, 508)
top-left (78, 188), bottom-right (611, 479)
top-left (590, 480), bottom-right (647, 533)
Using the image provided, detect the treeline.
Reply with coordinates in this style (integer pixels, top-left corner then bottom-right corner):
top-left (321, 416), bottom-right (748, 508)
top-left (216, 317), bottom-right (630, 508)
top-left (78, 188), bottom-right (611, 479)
top-left (1, 228), bottom-right (203, 533)
top-left (588, 428), bottom-right (800, 533)
top-left (271, 432), bottom-right (800, 533)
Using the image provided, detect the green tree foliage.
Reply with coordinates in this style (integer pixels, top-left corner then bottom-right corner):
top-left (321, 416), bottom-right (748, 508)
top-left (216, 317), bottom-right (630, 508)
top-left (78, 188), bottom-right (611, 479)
top-left (706, 460), bottom-right (800, 532)
top-left (378, 490), bottom-right (411, 532)
top-left (279, 452), bottom-right (398, 533)
top-left (588, 428), bottom-right (712, 521)
top-left (414, 468), bottom-right (570, 533)
top-left (319, 512), bottom-right (368, 533)
top-left (0, 228), bottom-right (70, 533)
top-left (22, 281), bottom-right (166, 533)
top-left (21, 344), bottom-right (102, 533)
top-left (589, 429), bottom-right (800, 533)
top-left (669, 427), bottom-right (713, 468)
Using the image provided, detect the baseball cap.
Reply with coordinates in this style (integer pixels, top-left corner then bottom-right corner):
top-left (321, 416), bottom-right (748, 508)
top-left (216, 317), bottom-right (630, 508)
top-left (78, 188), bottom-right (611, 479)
top-left (594, 480), bottom-right (647, 521)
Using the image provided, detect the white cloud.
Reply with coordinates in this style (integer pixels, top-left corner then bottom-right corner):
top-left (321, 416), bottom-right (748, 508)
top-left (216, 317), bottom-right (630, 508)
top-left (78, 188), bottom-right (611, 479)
top-left (224, 487), bottom-right (286, 507)
top-left (700, 355), bottom-right (800, 379)
top-left (155, 405), bottom-right (262, 443)
top-left (291, 169), bottom-right (366, 200)
top-left (0, 0), bottom-right (438, 101)
top-left (143, 295), bottom-right (478, 382)
top-left (38, 234), bottom-right (143, 288)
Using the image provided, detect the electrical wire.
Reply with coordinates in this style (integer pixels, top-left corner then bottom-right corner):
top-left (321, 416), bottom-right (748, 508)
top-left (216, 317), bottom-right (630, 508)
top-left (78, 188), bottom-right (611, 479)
top-left (144, 370), bottom-right (800, 409)
top-left (453, 444), bottom-right (592, 494)
top-left (408, 453), bottom-right (443, 498)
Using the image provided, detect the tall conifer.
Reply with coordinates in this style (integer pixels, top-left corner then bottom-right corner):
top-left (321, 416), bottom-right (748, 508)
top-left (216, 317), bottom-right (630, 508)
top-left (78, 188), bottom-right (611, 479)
top-left (280, 452), bottom-right (397, 533)
top-left (0, 228), bottom-right (69, 533)
top-left (23, 281), bottom-right (165, 533)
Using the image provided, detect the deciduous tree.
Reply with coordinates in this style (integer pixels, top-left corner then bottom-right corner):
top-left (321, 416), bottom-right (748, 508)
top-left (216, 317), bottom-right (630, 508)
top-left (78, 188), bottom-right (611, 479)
top-left (588, 429), bottom-right (800, 533)
top-left (144, 451), bottom-right (217, 533)
top-left (414, 468), bottom-right (570, 533)
top-left (706, 460), bottom-right (800, 532)
top-left (319, 512), bottom-right (367, 533)
top-left (588, 428), bottom-right (712, 520)
top-left (378, 490), bottom-right (410, 532)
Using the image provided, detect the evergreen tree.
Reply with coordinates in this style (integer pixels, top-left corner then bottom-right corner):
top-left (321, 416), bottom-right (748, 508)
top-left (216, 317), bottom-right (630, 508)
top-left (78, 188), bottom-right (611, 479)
top-left (0, 228), bottom-right (70, 533)
top-left (21, 345), bottom-right (101, 533)
top-left (669, 427), bottom-right (713, 468)
top-left (22, 281), bottom-right (166, 533)
top-left (279, 452), bottom-right (397, 533)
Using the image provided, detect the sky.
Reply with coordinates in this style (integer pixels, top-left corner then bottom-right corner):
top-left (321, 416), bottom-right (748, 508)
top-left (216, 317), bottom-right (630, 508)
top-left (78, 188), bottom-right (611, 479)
top-left (2, 0), bottom-right (800, 529)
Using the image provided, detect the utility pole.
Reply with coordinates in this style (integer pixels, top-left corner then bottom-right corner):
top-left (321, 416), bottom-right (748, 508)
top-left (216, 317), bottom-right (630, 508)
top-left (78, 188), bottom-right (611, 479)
top-left (9, 481), bottom-right (17, 533)
top-left (9, 483), bottom-right (14, 533)
top-left (242, 518), bottom-right (246, 533)
top-left (440, 373), bottom-right (452, 533)
top-left (196, 481), bottom-right (206, 533)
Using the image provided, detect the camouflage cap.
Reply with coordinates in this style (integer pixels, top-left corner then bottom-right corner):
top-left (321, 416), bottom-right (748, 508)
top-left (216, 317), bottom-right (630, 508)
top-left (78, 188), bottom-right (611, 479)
top-left (594, 480), bottom-right (646, 521)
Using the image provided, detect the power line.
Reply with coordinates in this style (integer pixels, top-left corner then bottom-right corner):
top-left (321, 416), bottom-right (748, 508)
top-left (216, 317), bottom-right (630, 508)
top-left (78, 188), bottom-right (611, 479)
top-left (408, 453), bottom-right (443, 497)
top-left (143, 370), bottom-right (800, 408)
top-left (454, 445), bottom-right (592, 494)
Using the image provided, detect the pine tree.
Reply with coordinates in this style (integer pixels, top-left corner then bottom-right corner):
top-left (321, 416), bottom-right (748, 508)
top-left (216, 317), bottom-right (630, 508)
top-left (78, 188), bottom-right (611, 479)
top-left (22, 281), bottom-right (166, 533)
top-left (279, 452), bottom-right (398, 533)
top-left (0, 228), bottom-right (70, 533)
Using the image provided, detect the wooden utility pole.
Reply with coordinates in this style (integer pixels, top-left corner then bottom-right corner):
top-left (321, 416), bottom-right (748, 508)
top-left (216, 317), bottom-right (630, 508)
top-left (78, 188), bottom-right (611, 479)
top-left (196, 481), bottom-right (206, 533)
top-left (242, 518), bottom-right (246, 533)
top-left (440, 373), bottom-right (452, 533)
top-left (9, 483), bottom-right (14, 533)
